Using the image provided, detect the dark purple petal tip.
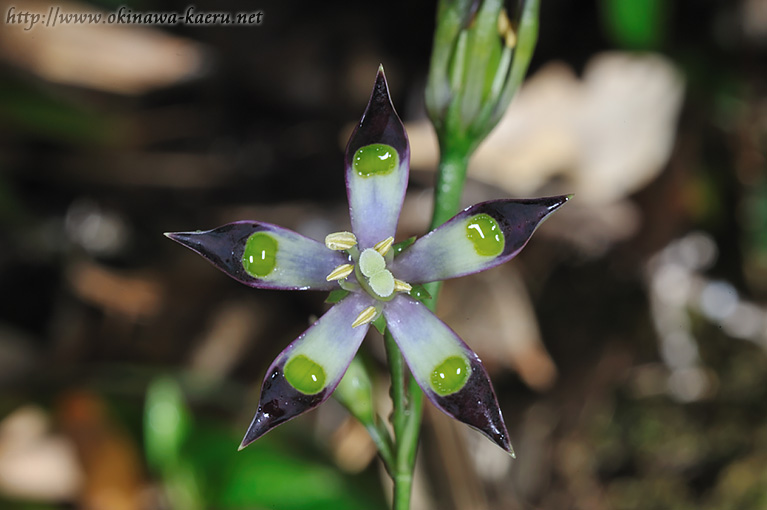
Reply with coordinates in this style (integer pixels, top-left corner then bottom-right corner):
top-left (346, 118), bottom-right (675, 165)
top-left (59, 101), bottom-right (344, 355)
top-left (239, 364), bottom-right (328, 450)
top-left (474, 194), bottom-right (571, 260)
top-left (344, 65), bottom-right (409, 171)
top-left (166, 225), bottom-right (252, 276)
top-left (432, 357), bottom-right (514, 455)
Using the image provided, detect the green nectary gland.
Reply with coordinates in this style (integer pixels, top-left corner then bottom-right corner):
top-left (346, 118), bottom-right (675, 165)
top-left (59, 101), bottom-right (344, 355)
top-left (430, 355), bottom-right (471, 396)
top-left (465, 213), bottom-right (504, 257)
top-left (242, 232), bottom-right (278, 277)
top-left (284, 354), bottom-right (326, 394)
top-left (353, 143), bottom-right (398, 177)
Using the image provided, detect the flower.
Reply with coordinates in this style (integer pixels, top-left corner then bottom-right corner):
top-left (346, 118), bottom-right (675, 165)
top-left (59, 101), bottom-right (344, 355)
top-left (166, 67), bottom-right (569, 454)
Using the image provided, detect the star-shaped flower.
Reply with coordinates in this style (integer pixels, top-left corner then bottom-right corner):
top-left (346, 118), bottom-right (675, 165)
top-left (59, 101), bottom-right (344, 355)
top-left (166, 67), bottom-right (569, 453)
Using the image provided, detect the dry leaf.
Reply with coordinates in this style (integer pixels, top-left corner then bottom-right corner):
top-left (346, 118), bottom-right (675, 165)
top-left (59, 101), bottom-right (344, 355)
top-left (0, 0), bottom-right (205, 94)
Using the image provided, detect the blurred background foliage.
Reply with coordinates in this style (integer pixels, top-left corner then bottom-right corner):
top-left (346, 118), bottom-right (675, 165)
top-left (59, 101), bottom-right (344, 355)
top-left (1, 0), bottom-right (767, 509)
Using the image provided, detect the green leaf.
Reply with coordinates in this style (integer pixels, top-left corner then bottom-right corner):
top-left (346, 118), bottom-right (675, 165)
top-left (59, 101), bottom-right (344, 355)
top-left (392, 236), bottom-right (417, 256)
top-left (325, 288), bottom-right (350, 304)
top-left (144, 376), bottom-right (192, 471)
top-left (372, 314), bottom-right (387, 335)
top-left (408, 284), bottom-right (433, 303)
top-left (600, 0), bottom-right (667, 50)
top-left (190, 424), bottom-right (387, 510)
top-left (0, 80), bottom-right (123, 146)
top-left (333, 356), bottom-right (376, 425)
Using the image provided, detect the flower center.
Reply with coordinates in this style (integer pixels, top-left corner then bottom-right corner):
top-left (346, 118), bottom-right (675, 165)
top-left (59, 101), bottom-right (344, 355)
top-left (359, 248), bottom-right (394, 297)
top-left (323, 232), bottom-right (412, 327)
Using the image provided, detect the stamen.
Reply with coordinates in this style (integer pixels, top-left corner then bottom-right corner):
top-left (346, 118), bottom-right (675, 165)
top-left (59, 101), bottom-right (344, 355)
top-left (393, 279), bottom-right (412, 293)
top-left (326, 263), bottom-right (354, 281)
top-left (325, 231), bottom-right (357, 251)
top-left (351, 306), bottom-right (377, 328)
top-left (373, 236), bottom-right (394, 256)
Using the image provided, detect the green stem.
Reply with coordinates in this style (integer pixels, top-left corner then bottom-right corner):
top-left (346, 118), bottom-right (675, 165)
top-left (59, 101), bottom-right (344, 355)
top-left (386, 338), bottom-right (422, 510)
top-left (421, 147), bottom-right (471, 312)
top-left (431, 149), bottom-right (470, 229)
top-left (401, 375), bottom-right (423, 468)
top-left (385, 331), bottom-right (406, 440)
top-left (366, 420), bottom-right (395, 476)
top-left (384, 330), bottom-right (413, 510)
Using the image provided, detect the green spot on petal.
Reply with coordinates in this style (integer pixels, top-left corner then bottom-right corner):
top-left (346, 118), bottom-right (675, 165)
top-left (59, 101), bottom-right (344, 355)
top-left (353, 144), bottom-right (398, 178)
top-left (465, 213), bottom-right (504, 257)
top-left (242, 232), bottom-right (278, 277)
top-left (430, 355), bottom-right (470, 396)
top-left (284, 354), bottom-right (326, 394)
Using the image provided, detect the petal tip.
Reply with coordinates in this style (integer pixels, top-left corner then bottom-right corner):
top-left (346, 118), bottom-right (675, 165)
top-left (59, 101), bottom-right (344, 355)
top-left (545, 194), bottom-right (573, 212)
top-left (494, 428), bottom-right (514, 455)
top-left (371, 66), bottom-right (392, 107)
top-left (238, 409), bottom-right (274, 450)
top-left (345, 66), bottom-right (403, 159)
top-left (239, 426), bottom-right (260, 450)
top-left (481, 414), bottom-right (514, 454)
top-left (535, 194), bottom-right (572, 222)
top-left (163, 230), bottom-right (197, 247)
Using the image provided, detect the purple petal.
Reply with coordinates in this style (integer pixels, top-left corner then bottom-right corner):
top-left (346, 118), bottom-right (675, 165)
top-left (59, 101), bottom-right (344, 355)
top-left (390, 195), bottom-right (570, 284)
top-left (166, 222), bottom-right (348, 291)
top-left (345, 66), bottom-right (410, 249)
top-left (240, 292), bottom-right (374, 449)
top-left (383, 295), bottom-right (513, 453)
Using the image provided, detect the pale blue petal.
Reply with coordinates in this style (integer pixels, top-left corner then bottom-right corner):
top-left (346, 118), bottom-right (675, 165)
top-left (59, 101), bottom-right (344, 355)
top-left (390, 196), bottom-right (569, 284)
top-left (383, 294), bottom-right (513, 453)
top-left (240, 292), bottom-right (375, 448)
top-left (345, 67), bottom-right (410, 249)
top-left (166, 221), bottom-right (348, 291)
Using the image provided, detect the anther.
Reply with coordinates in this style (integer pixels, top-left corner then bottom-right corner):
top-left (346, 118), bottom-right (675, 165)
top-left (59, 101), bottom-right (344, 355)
top-left (325, 231), bottom-right (357, 251)
top-left (351, 306), bottom-right (377, 328)
top-left (497, 9), bottom-right (517, 48)
top-left (373, 236), bottom-right (394, 256)
top-left (393, 279), bottom-right (412, 293)
top-left (326, 263), bottom-right (354, 281)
